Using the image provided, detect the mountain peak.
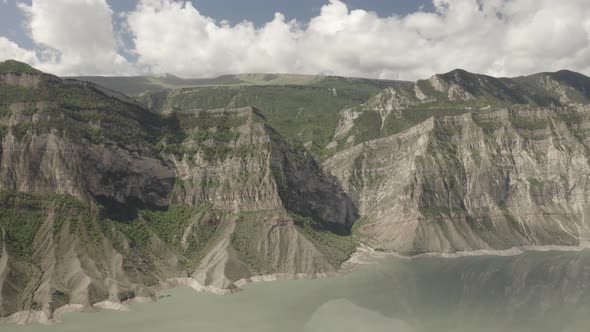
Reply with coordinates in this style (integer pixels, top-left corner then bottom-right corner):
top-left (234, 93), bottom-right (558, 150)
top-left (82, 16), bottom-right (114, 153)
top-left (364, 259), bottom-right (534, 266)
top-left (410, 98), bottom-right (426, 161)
top-left (544, 69), bottom-right (590, 84)
top-left (436, 68), bottom-right (489, 82)
top-left (444, 68), bottom-right (472, 75)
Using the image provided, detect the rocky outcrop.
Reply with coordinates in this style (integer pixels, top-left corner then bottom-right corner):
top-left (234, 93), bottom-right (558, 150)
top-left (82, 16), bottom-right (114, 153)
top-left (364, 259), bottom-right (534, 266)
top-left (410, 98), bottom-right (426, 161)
top-left (329, 87), bottom-right (418, 148)
top-left (0, 73), bottom-right (43, 88)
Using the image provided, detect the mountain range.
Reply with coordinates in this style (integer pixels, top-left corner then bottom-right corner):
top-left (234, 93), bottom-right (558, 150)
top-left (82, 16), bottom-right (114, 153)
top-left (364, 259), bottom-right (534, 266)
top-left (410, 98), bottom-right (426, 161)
top-left (2, 59), bottom-right (590, 322)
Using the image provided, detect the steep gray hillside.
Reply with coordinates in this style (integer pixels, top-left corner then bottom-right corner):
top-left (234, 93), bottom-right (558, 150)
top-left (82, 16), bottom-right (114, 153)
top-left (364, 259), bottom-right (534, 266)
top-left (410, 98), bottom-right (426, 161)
top-left (0, 61), bottom-right (358, 322)
top-left (325, 105), bottom-right (590, 252)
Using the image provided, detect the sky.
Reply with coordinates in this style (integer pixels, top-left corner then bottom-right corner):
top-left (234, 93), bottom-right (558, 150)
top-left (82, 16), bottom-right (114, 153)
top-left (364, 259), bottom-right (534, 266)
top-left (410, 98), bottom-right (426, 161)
top-left (0, 0), bottom-right (589, 80)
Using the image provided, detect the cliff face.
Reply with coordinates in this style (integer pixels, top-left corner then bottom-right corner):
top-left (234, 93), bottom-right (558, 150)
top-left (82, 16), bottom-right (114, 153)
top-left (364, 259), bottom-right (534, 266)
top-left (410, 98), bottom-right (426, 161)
top-left (0, 64), bottom-right (174, 211)
top-left (167, 107), bottom-right (357, 225)
top-left (0, 62), bottom-right (358, 321)
top-left (322, 69), bottom-right (590, 254)
top-left (325, 105), bottom-right (590, 252)
top-left (0, 130), bottom-right (175, 210)
top-left (0, 66), bottom-right (176, 320)
top-left (159, 106), bottom-right (358, 288)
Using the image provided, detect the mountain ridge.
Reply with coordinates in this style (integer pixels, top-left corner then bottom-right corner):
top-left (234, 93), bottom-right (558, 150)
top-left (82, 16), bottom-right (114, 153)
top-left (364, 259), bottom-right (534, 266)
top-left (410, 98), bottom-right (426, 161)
top-left (3, 59), bottom-right (590, 323)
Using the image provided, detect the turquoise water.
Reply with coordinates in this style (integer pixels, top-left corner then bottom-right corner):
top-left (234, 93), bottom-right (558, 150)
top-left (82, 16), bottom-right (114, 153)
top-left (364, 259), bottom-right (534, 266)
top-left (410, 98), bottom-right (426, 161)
top-left (5, 250), bottom-right (590, 332)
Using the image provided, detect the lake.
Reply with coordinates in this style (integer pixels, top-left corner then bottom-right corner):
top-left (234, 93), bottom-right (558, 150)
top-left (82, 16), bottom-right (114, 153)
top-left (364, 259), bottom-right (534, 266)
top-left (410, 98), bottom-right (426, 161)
top-left (5, 249), bottom-right (590, 332)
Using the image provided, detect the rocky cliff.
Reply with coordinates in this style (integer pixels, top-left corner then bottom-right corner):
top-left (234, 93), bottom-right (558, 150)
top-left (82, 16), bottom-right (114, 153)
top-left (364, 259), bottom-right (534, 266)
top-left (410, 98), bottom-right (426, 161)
top-left (320, 71), bottom-right (590, 254)
top-left (325, 105), bottom-right (590, 252)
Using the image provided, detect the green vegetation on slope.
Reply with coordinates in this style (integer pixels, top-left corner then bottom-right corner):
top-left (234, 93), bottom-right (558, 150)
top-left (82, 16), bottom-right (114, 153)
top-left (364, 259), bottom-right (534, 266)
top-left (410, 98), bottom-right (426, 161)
top-left (68, 65), bottom-right (590, 161)
top-left (157, 108), bottom-right (253, 161)
top-left (0, 77), bottom-right (163, 150)
top-left (291, 212), bottom-right (357, 267)
top-left (0, 60), bottom-right (42, 74)
top-left (142, 204), bottom-right (221, 256)
top-left (0, 191), bottom-right (90, 258)
top-left (103, 204), bottom-right (226, 270)
top-left (230, 212), bottom-right (272, 274)
top-left (136, 77), bottom-right (404, 159)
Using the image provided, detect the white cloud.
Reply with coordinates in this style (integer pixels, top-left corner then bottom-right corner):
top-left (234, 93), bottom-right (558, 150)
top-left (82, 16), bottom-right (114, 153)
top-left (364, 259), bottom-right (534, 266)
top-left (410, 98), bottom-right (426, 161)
top-left (126, 0), bottom-right (300, 76)
top-left (1, 0), bottom-right (590, 79)
top-left (15, 0), bottom-right (135, 75)
top-left (0, 36), bottom-right (39, 65)
top-left (125, 0), bottom-right (590, 80)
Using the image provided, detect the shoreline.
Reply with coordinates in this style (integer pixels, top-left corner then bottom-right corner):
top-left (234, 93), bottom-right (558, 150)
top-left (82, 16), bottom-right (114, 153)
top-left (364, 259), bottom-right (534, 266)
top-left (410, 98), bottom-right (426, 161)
top-left (348, 242), bottom-right (590, 262)
top-left (3, 242), bottom-right (589, 325)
